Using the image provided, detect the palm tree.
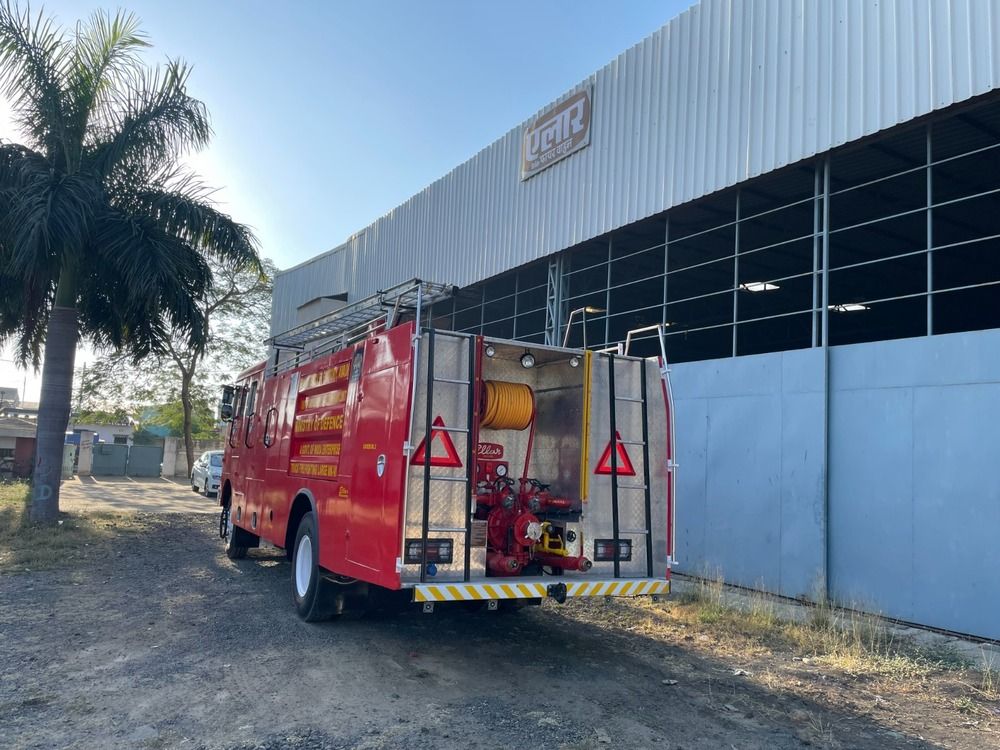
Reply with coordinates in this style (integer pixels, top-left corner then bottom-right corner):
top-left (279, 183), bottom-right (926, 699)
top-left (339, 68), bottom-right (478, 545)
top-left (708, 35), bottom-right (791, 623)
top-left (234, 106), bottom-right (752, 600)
top-left (0, 5), bottom-right (261, 522)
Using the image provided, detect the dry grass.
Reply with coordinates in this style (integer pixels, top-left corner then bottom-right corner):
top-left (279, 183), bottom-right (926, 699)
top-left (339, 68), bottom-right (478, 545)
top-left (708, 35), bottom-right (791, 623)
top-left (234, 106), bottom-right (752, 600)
top-left (0, 482), bottom-right (149, 573)
top-left (674, 573), bottom-right (970, 680)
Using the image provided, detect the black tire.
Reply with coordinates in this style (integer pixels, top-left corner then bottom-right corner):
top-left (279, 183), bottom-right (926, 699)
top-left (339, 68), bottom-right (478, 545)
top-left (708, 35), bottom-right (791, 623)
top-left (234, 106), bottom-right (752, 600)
top-left (291, 512), bottom-right (339, 622)
top-left (224, 504), bottom-right (249, 559)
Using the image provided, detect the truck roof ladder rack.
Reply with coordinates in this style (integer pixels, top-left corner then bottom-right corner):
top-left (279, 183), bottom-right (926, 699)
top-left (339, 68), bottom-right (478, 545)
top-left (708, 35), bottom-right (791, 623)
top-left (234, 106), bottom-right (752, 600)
top-left (269, 278), bottom-right (456, 364)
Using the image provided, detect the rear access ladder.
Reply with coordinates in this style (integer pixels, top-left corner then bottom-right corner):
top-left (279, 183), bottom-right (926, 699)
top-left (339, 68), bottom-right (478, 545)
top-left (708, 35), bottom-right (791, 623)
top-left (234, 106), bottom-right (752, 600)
top-left (416, 328), bottom-right (477, 583)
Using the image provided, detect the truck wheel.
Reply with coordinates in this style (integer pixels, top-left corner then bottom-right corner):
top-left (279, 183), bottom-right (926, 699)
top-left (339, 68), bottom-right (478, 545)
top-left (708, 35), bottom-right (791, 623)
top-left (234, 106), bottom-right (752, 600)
top-left (292, 512), bottom-right (337, 622)
top-left (224, 505), bottom-right (249, 560)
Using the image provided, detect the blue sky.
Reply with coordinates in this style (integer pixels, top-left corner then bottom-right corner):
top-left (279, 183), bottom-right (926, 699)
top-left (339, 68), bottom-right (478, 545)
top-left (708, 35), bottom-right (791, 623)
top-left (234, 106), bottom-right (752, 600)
top-left (0, 0), bottom-right (694, 397)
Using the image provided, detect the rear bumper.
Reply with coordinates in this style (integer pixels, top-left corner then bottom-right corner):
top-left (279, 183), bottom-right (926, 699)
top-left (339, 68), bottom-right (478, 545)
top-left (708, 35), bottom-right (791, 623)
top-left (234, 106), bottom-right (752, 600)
top-left (411, 577), bottom-right (669, 603)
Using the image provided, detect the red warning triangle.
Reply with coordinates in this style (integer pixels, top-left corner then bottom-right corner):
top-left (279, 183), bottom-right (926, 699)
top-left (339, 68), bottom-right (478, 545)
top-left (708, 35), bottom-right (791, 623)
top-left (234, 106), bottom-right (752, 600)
top-left (594, 431), bottom-right (636, 476)
top-left (410, 416), bottom-right (463, 468)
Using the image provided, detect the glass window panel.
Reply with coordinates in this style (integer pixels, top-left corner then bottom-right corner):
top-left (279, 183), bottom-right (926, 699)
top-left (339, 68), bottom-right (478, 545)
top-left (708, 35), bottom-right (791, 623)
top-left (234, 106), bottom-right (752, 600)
top-left (737, 312), bottom-right (812, 356)
top-left (933, 285), bottom-right (1000, 335)
top-left (830, 168), bottom-right (927, 231)
top-left (933, 193), bottom-right (1000, 248)
top-left (829, 212), bottom-right (926, 269)
top-left (828, 296), bottom-right (925, 345)
top-left (667, 225), bottom-right (736, 271)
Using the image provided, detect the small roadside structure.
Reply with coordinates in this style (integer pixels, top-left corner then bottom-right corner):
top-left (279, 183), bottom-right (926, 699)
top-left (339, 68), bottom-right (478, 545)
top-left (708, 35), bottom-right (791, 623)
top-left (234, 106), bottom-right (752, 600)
top-left (0, 416), bottom-right (36, 478)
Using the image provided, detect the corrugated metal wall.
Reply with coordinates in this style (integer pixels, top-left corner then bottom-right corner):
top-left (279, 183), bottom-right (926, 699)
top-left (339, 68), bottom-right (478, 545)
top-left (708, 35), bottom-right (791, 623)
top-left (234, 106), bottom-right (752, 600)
top-left (273, 0), bottom-right (1000, 336)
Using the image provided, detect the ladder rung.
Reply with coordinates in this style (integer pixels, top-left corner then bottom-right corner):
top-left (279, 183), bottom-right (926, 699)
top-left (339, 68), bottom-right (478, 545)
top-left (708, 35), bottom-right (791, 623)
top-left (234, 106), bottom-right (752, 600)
top-left (428, 475), bottom-right (468, 483)
top-left (620, 529), bottom-right (649, 535)
top-left (616, 483), bottom-right (648, 490)
top-left (433, 377), bottom-right (470, 385)
top-left (434, 425), bottom-right (469, 433)
top-left (615, 396), bottom-right (643, 403)
top-left (428, 527), bottom-right (466, 533)
top-left (619, 440), bottom-right (646, 446)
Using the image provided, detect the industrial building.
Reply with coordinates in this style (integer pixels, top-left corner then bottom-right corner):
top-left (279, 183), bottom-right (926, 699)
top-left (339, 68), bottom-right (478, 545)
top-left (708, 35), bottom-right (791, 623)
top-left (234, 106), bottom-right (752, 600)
top-left (272, 0), bottom-right (1000, 640)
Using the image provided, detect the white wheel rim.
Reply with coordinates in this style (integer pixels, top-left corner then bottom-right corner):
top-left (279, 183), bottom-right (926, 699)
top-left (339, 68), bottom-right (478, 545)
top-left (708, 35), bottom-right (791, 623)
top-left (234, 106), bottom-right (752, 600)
top-left (295, 535), bottom-right (313, 598)
top-left (226, 509), bottom-right (233, 541)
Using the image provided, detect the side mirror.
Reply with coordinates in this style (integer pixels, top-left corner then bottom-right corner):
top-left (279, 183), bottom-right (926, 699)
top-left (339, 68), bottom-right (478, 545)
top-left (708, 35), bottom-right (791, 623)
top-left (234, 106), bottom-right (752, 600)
top-left (219, 385), bottom-right (236, 421)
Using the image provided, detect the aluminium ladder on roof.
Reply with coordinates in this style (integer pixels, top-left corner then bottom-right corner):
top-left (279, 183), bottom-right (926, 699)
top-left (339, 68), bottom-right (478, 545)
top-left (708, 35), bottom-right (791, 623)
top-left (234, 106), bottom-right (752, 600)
top-left (270, 278), bottom-right (456, 352)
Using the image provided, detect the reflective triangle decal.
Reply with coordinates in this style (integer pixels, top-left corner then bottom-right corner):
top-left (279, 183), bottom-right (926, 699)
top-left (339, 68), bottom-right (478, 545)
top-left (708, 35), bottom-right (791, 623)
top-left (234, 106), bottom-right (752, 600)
top-left (410, 416), bottom-right (463, 468)
top-left (594, 430), bottom-right (636, 476)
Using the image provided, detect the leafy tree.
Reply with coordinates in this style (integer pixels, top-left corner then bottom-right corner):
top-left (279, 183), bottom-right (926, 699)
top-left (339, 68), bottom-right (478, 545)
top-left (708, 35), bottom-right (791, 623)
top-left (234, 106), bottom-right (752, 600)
top-left (77, 256), bottom-right (274, 471)
top-left (144, 393), bottom-right (218, 440)
top-left (0, 6), bottom-right (261, 522)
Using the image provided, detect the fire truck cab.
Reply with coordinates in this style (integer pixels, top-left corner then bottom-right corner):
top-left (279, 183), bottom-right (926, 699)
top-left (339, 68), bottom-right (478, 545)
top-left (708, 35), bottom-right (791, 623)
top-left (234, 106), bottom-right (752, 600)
top-left (219, 280), bottom-right (676, 621)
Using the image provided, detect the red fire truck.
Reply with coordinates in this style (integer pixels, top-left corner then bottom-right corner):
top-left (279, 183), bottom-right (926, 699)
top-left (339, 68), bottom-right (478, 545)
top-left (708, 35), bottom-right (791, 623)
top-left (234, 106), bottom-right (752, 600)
top-left (218, 280), bottom-right (676, 621)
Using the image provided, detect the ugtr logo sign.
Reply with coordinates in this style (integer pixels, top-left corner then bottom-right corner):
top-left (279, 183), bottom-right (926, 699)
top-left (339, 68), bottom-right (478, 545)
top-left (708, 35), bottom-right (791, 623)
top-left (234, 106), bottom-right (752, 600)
top-left (521, 87), bottom-right (592, 180)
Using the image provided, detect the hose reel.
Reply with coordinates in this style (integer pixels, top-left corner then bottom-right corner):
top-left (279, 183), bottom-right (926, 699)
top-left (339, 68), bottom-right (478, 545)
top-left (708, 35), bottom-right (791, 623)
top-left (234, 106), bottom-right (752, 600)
top-left (480, 380), bottom-right (534, 430)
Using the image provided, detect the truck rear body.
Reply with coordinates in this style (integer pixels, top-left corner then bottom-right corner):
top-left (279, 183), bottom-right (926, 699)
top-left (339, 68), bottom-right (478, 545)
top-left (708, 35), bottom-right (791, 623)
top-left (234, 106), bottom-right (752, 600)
top-left (221, 281), bottom-right (676, 607)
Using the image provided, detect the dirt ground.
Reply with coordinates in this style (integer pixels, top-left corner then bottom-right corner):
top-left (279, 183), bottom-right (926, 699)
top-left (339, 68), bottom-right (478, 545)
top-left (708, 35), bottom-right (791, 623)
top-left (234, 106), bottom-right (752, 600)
top-left (1, 504), bottom-right (998, 749)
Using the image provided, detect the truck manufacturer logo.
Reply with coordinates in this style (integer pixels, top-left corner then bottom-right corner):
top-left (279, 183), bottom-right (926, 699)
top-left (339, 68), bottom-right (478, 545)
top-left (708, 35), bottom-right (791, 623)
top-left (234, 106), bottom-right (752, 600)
top-left (521, 87), bottom-right (592, 180)
top-left (410, 416), bottom-right (463, 468)
top-left (594, 431), bottom-right (636, 476)
top-left (476, 442), bottom-right (504, 460)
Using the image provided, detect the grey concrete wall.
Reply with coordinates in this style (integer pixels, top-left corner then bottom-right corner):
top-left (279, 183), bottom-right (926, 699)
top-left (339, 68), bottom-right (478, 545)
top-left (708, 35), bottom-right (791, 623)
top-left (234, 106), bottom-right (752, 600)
top-left (670, 329), bottom-right (1000, 640)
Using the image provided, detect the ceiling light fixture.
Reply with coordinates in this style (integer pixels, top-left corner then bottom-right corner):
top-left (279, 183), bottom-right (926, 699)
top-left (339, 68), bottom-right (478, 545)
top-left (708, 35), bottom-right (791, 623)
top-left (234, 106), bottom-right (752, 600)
top-left (740, 282), bottom-right (780, 292)
top-left (829, 303), bottom-right (870, 312)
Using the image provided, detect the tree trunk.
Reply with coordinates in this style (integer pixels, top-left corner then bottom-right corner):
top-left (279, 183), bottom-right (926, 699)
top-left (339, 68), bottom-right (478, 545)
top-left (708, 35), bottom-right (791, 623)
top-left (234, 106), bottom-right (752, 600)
top-left (30, 305), bottom-right (79, 523)
top-left (181, 370), bottom-right (195, 476)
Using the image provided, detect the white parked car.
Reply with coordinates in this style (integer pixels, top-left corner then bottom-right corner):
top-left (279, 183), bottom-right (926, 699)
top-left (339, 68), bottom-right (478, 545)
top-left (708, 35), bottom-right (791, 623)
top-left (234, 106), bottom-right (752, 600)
top-left (191, 450), bottom-right (223, 497)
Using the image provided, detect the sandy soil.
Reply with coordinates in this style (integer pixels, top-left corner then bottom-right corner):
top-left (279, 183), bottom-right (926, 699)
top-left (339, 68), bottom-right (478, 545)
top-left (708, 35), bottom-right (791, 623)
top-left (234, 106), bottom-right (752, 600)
top-left (1, 512), bottom-right (996, 750)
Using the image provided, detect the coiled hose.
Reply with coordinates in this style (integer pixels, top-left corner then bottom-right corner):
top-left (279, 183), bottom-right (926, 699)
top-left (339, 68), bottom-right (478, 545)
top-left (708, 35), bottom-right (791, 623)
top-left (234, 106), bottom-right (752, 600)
top-left (481, 380), bottom-right (534, 430)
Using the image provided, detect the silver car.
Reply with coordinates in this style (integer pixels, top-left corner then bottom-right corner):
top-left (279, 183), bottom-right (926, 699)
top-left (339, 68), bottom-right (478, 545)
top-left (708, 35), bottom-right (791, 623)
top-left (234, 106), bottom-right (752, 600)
top-left (191, 450), bottom-right (223, 497)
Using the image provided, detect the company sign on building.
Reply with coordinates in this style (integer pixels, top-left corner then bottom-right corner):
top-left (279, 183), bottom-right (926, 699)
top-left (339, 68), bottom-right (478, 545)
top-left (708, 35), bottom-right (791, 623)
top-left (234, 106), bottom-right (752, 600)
top-left (521, 87), bottom-right (592, 180)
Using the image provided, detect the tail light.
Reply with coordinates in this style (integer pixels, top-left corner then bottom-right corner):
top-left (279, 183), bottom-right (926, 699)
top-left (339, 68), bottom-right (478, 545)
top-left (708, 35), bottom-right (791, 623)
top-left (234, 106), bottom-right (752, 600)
top-left (593, 538), bottom-right (632, 562)
top-left (404, 539), bottom-right (454, 565)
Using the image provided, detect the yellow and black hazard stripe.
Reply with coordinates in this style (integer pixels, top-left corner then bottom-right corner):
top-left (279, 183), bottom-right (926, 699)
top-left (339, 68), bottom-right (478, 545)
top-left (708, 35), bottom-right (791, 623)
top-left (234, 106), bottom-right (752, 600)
top-left (412, 578), bottom-right (669, 603)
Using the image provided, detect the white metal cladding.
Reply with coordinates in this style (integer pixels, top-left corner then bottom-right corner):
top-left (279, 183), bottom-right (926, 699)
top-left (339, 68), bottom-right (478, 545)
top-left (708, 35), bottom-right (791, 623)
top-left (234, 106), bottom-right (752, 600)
top-left (272, 0), bottom-right (1000, 336)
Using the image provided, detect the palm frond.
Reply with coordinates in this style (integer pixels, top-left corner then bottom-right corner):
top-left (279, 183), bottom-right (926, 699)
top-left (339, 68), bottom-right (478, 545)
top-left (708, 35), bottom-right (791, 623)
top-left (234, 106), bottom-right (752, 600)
top-left (66, 10), bottom-right (149, 164)
top-left (85, 208), bottom-right (213, 357)
top-left (87, 60), bottom-right (211, 188)
top-left (129, 175), bottom-right (262, 274)
top-left (0, 1), bottom-right (70, 162)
